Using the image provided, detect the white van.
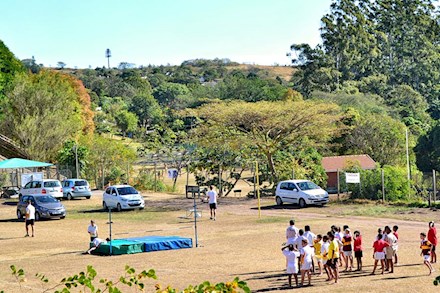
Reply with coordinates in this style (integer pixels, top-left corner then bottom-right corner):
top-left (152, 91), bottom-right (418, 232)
top-left (20, 179), bottom-right (63, 199)
top-left (275, 179), bottom-right (329, 208)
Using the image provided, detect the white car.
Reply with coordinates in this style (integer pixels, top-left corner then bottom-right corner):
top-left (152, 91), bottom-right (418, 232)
top-left (20, 179), bottom-right (63, 199)
top-left (103, 185), bottom-right (144, 211)
top-left (275, 179), bottom-right (329, 208)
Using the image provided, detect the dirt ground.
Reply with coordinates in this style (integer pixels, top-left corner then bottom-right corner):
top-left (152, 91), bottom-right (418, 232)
top-left (0, 191), bottom-right (439, 292)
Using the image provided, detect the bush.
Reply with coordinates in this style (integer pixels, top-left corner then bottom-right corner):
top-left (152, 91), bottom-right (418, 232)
top-left (134, 171), bottom-right (176, 192)
top-left (340, 165), bottom-right (411, 201)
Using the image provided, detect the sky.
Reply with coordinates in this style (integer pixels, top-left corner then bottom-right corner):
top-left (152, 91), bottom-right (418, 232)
top-left (0, 0), bottom-right (332, 69)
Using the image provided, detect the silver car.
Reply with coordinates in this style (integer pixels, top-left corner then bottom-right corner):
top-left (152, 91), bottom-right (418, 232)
top-left (62, 179), bottom-right (92, 200)
top-left (17, 194), bottom-right (66, 220)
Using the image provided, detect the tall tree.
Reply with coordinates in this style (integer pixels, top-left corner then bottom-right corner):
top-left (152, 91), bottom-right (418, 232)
top-left (1, 71), bottom-right (83, 161)
top-left (188, 100), bottom-right (342, 182)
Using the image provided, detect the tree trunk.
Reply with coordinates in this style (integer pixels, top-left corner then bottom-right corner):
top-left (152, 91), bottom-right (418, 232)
top-left (223, 169), bottom-right (244, 196)
top-left (266, 151), bottom-right (278, 184)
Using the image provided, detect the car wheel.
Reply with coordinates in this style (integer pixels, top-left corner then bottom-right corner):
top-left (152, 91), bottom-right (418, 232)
top-left (139, 207), bottom-right (144, 210)
top-left (85, 196), bottom-right (91, 199)
top-left (275, 196), bottom-right (283, 206)
top-left (117, 203), bottom-right (122, 212)
top-left (60, 216), bottom-right (65, 219)
top-left (35, 212), bottom-right (41, 221)
top-left (17, 210), bottom-right (22, 219)
top-left (103, 201), bottom-right (109, 211)
top-left (67, 193), bottom-right (73, 200)
top-left (299, 198), bottom-right (306, 209)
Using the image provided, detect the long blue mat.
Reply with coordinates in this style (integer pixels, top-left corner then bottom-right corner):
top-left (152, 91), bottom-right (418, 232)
top-left (120, 235), bottom-right (193, 252)
top-left (92, 235), bottom-right (193, 255)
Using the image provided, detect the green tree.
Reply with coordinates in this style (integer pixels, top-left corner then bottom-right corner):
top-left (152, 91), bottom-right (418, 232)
top-left (129, 94), bottom-right (164, 130)
top-left (153, 82), bottom-right (195, 110)
top-left (84, 134), bottom-right (137, 188)
top-left (343, 113), bottom-right (407, 166)
top-left (189, 100), bottom-right (342, 183)
top-left (0, 40), bottom-right (24, 118)
top-left (414, 122), bottom-right (440, 172)
top-left (1, 70), bottom-right (83, 161)
top-left (115, 110), bottom-right (138, 137)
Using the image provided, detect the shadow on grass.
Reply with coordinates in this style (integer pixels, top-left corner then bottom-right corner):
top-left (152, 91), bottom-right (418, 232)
top-left (0, 218), bottom-right (23, 223)
top-left (251, 204), bottom-right (328, 210)
top-left (1, 201), bottom-right (18, 206)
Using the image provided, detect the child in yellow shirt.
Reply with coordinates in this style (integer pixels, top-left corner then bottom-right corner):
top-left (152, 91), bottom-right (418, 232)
top-left (314, 234), bottom-right (323, 275)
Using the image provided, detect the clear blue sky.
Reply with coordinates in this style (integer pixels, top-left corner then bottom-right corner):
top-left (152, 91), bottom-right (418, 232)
top-left (0, 0), bottom-right (332, 68)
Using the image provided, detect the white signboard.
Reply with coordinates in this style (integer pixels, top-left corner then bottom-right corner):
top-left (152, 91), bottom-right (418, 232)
top-left (167, 169), bottom-right (178, 179)
top-left (21, 172), bottom-right (44, 187)
top-left (345, 172), bottom-right (360, 184)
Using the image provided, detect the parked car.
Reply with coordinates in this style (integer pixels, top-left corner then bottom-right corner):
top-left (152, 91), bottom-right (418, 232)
top-left (17, 194), bottom-right (66, 220)
top-left (20, 179), bottom-right (63, 199)
top-left (62, 179), bottom-right (92, 200)
top-left (103, 185), bottom-right (144, 211)
top-left (1, 186), bottom-right (20, 198)
top-left (275, 179), bottom-right (329, 208)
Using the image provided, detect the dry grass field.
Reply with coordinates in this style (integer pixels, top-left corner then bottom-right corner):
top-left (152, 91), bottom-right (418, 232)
top-left (1, 190), bottom-right (439, 292)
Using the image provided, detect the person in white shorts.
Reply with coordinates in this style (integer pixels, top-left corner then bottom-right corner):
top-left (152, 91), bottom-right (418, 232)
top-left (206, 186), bottom-right (218, 220)
top-left (300, 239), bottom-right (314, 286)
top-left (371, 233), bottom-right (389, 275)
top-left (282, 244), bottom-right (300, 287)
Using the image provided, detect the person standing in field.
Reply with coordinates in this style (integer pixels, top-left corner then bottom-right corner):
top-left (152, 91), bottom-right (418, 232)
top-left (420, 232), bottom-right (434, 275)
top-left (303, 225), bottom-right (316, 272)
top-left (371, 233), bottom-right (389, 275)
top-left (342, 228), bottom-right (354, 272)
top-left (313, 234), bottom-right (324, 275)
top-left (383, 226), bottom-right (397, 273)
top-left (286, 219), bottom-right (299, 245)
top-left (392, 225), bottom-right (399, 265)
top-left (428, 221), bottom-right (437, 263)
top-left (326, 232), bottom-right (340, 284)
top-left (25, 200), bottom-right (35, 237)
top-left (299, 239), bottom-right (314, 286)
top-left (88, 220), bottom-right (98, 241)
top-left (353, 230), bottom-right (363, 271)
top-left (281, 244), bottom-right (300, 287)
top-left (206, 185), bottom-right (217, 220)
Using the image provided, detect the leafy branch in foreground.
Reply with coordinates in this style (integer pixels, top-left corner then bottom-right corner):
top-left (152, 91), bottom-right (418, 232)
top-left (4, 264), bottom-right (250, 293)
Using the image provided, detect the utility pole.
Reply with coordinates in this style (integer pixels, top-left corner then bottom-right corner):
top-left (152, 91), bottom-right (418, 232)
top-left (105, 48), bottom-right (111, 69)
top-left (74, 144), bottom-right (79, 178)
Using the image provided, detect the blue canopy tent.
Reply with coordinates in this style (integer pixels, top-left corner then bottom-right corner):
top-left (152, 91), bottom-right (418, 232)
top-left (0, 158), bottom-right (53, 189)
top-left (0, 158), bottom-right (53, 169)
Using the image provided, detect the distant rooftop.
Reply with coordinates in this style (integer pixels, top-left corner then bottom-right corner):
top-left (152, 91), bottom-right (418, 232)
top-left (322, 155), bottom-right (376, 172)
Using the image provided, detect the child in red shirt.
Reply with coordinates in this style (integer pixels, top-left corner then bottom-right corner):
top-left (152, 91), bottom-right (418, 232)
top-left (353, 230), bottom-right (363, 271)
top-left (371, 233), bottom-right (389, 275)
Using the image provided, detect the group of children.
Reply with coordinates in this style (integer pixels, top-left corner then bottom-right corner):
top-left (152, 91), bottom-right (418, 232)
top-left (282, 220), bottom-right (403, 287)
top-left (282, 219), bottom-right (438, 288)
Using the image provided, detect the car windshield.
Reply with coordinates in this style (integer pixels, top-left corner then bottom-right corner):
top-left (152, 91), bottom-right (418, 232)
top-left (296, 181), bottom-right (320, 191)
top-left (74, 180), bottom-right (88, 186)
top-left (117, 187), bottom-right (138, 195)
top-left (35, 196), bottom-right (58, 203)
top-left (44, 181), bottom-right (61, 187)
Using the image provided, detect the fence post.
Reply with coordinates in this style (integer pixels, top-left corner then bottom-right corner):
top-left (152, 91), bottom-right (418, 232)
top-left (154, 162), bottom-right (157, 192)
top-left (433, 169), bottom-right (437, 207)
top-left (337, 169), bottom-right (340, 202)
top-left (381, 169), bottom-right (385, 203)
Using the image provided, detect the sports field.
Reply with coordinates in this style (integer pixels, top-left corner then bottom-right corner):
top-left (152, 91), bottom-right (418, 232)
top-left (0, 191), bottom-right (439, 292)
